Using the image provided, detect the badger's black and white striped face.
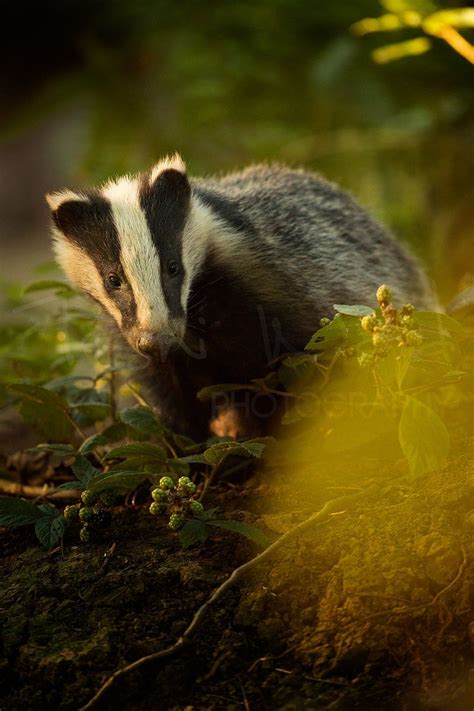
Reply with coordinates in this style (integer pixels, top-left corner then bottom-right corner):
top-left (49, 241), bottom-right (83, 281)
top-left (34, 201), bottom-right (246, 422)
top-left (47, 155), bottom-right (209, 356)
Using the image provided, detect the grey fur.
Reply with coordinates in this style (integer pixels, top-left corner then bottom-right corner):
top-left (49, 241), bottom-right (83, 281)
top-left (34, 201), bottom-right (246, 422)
top-left (193, 165), bottom-right (438, 314)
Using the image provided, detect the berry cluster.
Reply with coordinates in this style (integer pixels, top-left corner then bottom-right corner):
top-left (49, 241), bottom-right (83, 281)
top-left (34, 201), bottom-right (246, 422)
top-left (359, 285), bottom-right (423, 365)
top-left (149, 475), bottom-right (204, 531)
top-left (63, 490), bottom-right (113, 543)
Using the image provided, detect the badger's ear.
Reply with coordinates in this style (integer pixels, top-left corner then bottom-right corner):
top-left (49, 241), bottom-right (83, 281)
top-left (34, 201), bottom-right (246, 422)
top-left (149, 153), bottom-right (186, 185)
top-left (45, 191), bottom-right (95, 240)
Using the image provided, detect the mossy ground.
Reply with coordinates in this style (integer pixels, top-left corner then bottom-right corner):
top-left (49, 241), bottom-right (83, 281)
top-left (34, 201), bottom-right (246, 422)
top-left (1, 428), bottom-right (473, 711)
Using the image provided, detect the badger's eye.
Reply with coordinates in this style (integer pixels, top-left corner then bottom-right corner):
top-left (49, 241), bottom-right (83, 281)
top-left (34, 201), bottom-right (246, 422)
top-left (167, 260), bottom-right (180, 277)
top-left (107, 273), bottom-right (122, 289)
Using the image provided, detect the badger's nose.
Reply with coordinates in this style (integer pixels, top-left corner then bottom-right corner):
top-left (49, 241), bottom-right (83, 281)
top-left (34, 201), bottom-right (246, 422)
top-left (137, 333), bottom-right (161, 356)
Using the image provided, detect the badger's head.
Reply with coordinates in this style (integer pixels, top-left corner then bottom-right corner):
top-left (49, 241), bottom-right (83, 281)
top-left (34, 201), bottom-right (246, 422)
top-left (47, 155), bottom-right (211, 356)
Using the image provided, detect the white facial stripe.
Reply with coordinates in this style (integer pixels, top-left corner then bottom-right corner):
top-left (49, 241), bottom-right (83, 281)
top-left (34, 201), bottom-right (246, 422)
top-left (52, 232), bottom-right (122, 326)
top-left (180, 197), bottom-right (220, 310)
top-left (102, 177), bottom-right (167, 332)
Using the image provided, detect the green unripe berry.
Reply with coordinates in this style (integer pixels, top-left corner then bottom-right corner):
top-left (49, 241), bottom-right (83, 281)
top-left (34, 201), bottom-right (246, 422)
top-left (149, 502), bottom-right (166, 515)
top-left (189, 500), bottom-right (204, 517)
top-left (177, 476), bottom-right (196, 495)
top-left (400, 303), bottom-right (414, 316)
top-left (151, 488), bottom-right (168, 502)
top-left (360, 314), bottom-right (377, 332)
top-left (159, 476), bottom-right (175, 490)
top-left (376, 285), bottom-right (392, 306)
top-left (400, 315), bottom-right (415, 329)
top-left (180, 483), bottom-right (197, 494)
top-left (79, 506), bottom-right (95, 523)
top-left (169, 513), bottom-right (185, 531)
top-left (358, 352), bottom-right (374, 368)
top-left (79, 524), bottom-right (96, 544)
top-left (405, 330), bottom-right (423, 347)
top-left (81, 490), bottom-right (98, 506)
top-left (319, 317), bottom-right (331, 328)
top-left (177, 476), bottom-right (192, 487)
top-left (63, 503), bottom-right (81, 523)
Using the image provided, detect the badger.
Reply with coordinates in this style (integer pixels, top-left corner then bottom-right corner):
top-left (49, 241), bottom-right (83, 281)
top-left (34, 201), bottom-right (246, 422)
top-left (47, 154), bottom-right (437, 440)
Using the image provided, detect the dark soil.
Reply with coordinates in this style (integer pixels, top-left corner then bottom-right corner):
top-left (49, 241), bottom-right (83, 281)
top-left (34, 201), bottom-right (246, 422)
top-left (1, 433), bottom-right (474, 711)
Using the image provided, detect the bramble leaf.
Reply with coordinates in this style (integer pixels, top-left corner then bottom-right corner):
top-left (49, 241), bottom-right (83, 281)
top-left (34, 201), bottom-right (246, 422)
top-left (207, 519), bottom-right (270, 548)
top-left (0, 496), bottom-right (43, 526)
top-left (179, 519), bottom-right (209, 547)
top-left (399, 397), bottom-right (450, 476)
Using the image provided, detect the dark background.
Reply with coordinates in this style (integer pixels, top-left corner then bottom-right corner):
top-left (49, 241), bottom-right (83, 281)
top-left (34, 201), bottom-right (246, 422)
top-left (0, 0), bottom-right (472, 299)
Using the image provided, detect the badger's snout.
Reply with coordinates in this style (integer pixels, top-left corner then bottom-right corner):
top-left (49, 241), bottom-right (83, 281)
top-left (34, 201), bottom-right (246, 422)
top-left (136, 331), bottom-right (181, 359)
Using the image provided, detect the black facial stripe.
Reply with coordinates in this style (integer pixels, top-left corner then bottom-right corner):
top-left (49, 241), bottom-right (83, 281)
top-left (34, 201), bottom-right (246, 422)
top-left (139, 169), bottom-right (191, 320)
top-left (192, 187), bottom-right (257, 237)
top-left (52, 191), bottom-right (139, 327)
top-left (52, 191), bottom-right (121, 267)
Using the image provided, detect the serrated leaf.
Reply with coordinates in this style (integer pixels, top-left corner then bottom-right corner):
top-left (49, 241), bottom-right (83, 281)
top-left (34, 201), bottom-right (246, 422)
top-left (86, 470), bottom-right (148, 494)
top-left (118, 406), bottom-right (160, 434)
top-left (35, 515), bottom-right (66, 548)
top-left (72, 402), bottom-right (112, 421)
top-left (9, 383), bottom-right (74, 441)
top-left (179, 520), bottom-right (209, 548)
top-left (79, 434), bottom-right (108, 454)
top-left (56, 481), bottom-right (84, 491)
top-left (104, 443), bottom-right (166, 461)
top-left (26, 443), bottom-right (77, 457)
top-left (414, 311), bottom-right (462, 336)
top-left (177, 454), bottom-right (208, 465)
top-left (72, 455), bottom-right (101, 484)
top-left (166, 459), bottom-right (191, 475)
top-left (207, 520), bottom-right (270, 548)
top-left (333, 304), bottom-right (374, 317)
top-left (399, 397), bottom-right (450, 476)
top-left (203, 438), bottom-right (269, 467)
top-left (0, 496), bottom-right (43, 526)
top-left (197, 383), bottom-right (252, 402)
top-left (305, 314), bottom-right (364, 352)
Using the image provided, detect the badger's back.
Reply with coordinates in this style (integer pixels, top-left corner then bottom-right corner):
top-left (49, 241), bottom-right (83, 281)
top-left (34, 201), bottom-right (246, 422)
top-left (192, 165), bottom-right (437, 315)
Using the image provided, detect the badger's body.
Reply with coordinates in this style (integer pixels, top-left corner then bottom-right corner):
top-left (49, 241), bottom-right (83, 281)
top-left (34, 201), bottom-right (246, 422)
top-left (47, 155), bottom-right (437, 439)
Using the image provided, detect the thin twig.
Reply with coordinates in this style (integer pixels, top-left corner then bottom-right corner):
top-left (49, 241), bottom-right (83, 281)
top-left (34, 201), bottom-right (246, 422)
top-left (0, 479), bottom-right (81, 500)
top-left (79, 484), bottom-right (378, 710)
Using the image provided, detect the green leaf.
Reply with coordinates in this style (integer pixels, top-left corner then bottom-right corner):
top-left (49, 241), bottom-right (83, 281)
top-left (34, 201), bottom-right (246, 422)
top-left (305, 314), bottom-right (365, 352)
top-left (26, 443), bottom-right (77, 457)
top-left (333, 304), bottom-right (374, 317)
top-left (177, 454), bottom-right (208, 465)
top-left (203, 438), bottom-right (268, 467)
top-left (399, 397), bottom-right (450, 476)
top-left (35, 514), bottom-right (66, 548)
top-left (79, 434), bottom-right (108, 454)
top-left (0, 496), bottom-right (43, 526)
top-left (179, 519), bottom-right (209, 547)
top-left (118, 406), bottom-right (160, 434)
top-left (8, 383), bottom-right (74, 441)
top-left (72, 402), bottom-right (112, 421)
top-left (72, 455), bottom-right (101, 484)
top-left (197, 383), bottom-right (253, 402)
top-left (414, 311), bottom-right (462, 336)
top-left (208, 520), bottom-right (270, 548)
top-left (104, 443), bottom-right (166, 461)
top-left (23, 280), bottom-right (76, 296)
top-left (86, 470), bottom-right (149, 494)
top-left (56, 481), bottom-right (84, 491)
